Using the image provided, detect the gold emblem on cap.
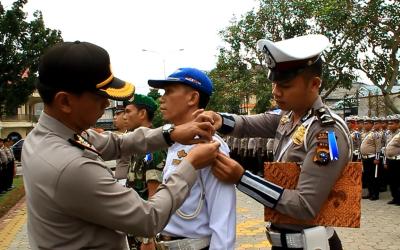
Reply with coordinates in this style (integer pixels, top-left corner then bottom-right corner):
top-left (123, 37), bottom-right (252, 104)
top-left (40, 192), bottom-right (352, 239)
top-left (292, 125), bottom-right (306, 145)
top-left (280, 115), bottom-right (290, 125)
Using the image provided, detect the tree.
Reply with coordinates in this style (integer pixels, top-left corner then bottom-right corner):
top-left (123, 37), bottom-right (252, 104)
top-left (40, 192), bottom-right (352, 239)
top-left (349, 0), bottom-right (400, 114)
top-left (0, 0), bottom-right (63, 116)
top-left (210, 0), bottom-right (375, 113)
top-left (147, 88), bottom-right (164, 128)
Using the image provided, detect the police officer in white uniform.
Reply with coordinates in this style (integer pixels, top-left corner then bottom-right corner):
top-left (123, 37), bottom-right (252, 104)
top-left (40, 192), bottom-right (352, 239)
top-left (22, 41), bottom-right (220, 250)
top-left (205, 34), bottom-right (351, 250)
top-left (148, 68), bottom-right (236, 250)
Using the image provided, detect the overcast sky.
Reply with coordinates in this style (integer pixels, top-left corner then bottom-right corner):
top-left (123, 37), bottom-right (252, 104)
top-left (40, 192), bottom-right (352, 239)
top-left (5, 0), bottom-right (258, 94)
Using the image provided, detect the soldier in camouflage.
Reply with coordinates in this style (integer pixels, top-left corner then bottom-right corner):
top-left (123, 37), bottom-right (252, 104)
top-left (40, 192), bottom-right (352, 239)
top-left (115, 94), bottom-right (166, 249)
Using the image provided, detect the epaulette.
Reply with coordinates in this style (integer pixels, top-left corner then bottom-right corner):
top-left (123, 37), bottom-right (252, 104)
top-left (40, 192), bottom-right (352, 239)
top-left (315, 107), bottom-right (336, 126)
top-left (68, 134), bottom-right (101, 156)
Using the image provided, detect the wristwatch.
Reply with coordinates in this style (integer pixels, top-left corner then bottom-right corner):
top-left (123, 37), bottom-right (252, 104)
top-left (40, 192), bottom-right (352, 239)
top-left (162, 123), bottom-right (175, 146)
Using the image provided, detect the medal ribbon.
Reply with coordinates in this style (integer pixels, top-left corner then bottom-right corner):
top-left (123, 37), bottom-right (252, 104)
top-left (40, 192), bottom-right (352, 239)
top-left (328, 130), bottom-right (339, 161)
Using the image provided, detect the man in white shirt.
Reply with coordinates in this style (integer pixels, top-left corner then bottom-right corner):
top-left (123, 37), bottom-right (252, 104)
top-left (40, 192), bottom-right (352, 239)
top-left (148, 68), bottom-right (236, 250)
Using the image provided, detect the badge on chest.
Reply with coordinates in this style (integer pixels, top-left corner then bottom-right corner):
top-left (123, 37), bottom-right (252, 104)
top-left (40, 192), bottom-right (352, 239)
top-left (292, 125), bottom-right (306, 145)
top-left (172, 149), bottom-right (187, 166)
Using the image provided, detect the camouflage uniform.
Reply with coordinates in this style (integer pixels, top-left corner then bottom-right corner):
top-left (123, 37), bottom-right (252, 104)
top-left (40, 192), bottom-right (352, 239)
top-left (125, 150), bottom-right (166, 200)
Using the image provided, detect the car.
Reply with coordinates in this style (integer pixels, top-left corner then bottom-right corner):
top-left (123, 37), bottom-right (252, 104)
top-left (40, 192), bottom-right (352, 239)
top-left (12, 139), bottom-right (24, 162)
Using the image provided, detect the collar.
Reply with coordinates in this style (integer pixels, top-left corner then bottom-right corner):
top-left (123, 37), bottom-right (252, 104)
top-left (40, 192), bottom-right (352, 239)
top-left (38, 112), bottom-right (76, 141)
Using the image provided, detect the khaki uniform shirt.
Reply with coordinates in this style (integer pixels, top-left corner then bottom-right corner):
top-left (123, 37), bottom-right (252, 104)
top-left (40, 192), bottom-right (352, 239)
top-left (385, 130), bottom-right (400, 158)
top-left (231, 97), bottom-right (351, 229)
top-left (0, 147), bottom-right (8, 165)
top-left (22, 112), bottom-right (197, 250)
top-left (360, 130), bottom-right (382, 156)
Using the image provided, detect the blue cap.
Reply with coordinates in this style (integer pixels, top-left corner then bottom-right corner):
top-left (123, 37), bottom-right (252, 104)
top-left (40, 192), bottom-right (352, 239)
top-left (148, 68), bottom-right (213, 96)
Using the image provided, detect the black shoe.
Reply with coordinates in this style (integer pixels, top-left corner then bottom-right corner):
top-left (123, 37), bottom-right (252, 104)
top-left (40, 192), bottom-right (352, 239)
top-left (388, 200), bottom-right (396, 204)
top-left (369, 196), bottom-right (379, 201)
top-left (362, 195), bottom-right (370, 199)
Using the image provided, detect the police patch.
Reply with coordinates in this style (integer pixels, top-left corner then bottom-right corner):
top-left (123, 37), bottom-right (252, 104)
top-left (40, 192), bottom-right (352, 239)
top-left (314, 142), bottom-right (330, 165)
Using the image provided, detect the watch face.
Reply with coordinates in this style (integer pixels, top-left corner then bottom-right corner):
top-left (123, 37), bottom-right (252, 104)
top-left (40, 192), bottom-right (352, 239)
top-left (164, 124), bottom-right (172, 131)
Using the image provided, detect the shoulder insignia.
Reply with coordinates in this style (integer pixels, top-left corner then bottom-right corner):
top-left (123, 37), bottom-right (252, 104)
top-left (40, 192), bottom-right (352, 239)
top-left (177, 150), bottom-right (187, 158)
top-left (280, 114), bottom-right (290, 125)
top-left (315, 108), bottom-right (335, 126)
top-left (300, 109), bottom-right (314, 123)
top-left (68, 134), bottom-right (101, 156)
top-left (292, 125), bottom-right (306, 145)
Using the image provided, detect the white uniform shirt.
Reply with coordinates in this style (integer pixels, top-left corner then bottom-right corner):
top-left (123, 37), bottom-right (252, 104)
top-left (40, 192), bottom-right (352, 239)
top-left (162, 135), bottom-right (236, 250)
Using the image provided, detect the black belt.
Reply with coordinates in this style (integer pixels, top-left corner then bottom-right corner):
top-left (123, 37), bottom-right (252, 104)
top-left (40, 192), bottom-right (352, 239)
top-left (157, 234), bottom-right (185, 241)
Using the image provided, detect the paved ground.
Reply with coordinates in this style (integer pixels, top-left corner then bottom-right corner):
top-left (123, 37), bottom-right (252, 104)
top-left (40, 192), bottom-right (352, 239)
top-left (1, 189), bottom-right (400, 249)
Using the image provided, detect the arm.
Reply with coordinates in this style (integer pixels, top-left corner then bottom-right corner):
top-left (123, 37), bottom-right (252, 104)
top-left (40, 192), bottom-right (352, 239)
top-left (214, 124), bottom-right (351, 221)
top-left (145, 150), bottom-right (165, 197)
top-left (88, 120), bottom-right (215, 161)
top-left (201, 111), bottom-right (281, 138)
top-left (55, 142), bottom-right (220, 236)
top-left (275, 125), bottom-right (350, 220)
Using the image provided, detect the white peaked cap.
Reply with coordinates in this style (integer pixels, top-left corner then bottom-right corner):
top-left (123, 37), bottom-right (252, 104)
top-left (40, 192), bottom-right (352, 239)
top-left (257, 34), bottom-right (330, 69)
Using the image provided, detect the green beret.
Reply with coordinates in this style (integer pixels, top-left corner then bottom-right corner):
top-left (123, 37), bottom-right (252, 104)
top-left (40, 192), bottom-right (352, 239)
top-left (124, 94), bottom-right (158, 112)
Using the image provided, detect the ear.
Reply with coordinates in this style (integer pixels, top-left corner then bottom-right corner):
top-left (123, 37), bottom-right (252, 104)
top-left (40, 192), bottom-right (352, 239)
top-left (310, 76), bottom-right (321, 91)
top-left (187, 90), bottom-right (200, 107)
top-left (138, 108), bottom-right (147, 120)
top-left (53, 91), bottom-right (74, 114)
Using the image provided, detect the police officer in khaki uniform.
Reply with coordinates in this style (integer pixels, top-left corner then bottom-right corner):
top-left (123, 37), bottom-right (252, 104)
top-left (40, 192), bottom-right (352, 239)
top-left (22, 41), bottom-right (220, 250)
top-left (360, 116), bottom-right (382, 200)
top-left (4, 138), bottom-right (15, 190)
top-left (346, 116), bottom-right (362, 161)
top-left (384, 115), bottom-right (400, 205)
top-left (205, 34), bottom-right (351, 250)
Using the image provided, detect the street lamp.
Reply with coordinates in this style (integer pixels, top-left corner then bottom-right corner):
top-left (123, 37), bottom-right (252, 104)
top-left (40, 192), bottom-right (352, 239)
top-left (141, 49), bottom-right (184, 79)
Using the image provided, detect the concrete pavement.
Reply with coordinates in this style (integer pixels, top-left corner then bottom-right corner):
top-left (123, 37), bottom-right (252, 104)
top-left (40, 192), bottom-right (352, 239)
top-left (1, 190), bottom-right (400, 249)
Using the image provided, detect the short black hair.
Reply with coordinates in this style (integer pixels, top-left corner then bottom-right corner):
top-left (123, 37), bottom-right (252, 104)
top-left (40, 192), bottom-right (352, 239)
top-left (198, 91), bottom-right (210, 109)
top-left (134, 104), bottom-right (155, 122)
top-left (302, 58), bottom-right (323, 80)
top-left (35, 79), bottom-right (84, 104)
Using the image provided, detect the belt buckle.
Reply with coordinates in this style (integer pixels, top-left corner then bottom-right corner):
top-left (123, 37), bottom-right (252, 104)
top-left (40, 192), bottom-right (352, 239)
top-left (265, 223), bottom-right (273, 244)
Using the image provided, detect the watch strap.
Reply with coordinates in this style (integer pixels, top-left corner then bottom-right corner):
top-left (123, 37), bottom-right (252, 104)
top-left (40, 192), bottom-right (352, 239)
top-left (217, 112), bottom-right (235, 134)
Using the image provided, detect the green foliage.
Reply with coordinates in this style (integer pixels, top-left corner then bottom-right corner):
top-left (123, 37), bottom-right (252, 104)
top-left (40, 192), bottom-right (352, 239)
top-left (146, 88), bottom-right (164, 128)
top-left (0, 0), bottom-right (63, 116)
top-left (0, 176), bottom-right (25, 218)
top-left (211, 0), bottom-right (400, 113)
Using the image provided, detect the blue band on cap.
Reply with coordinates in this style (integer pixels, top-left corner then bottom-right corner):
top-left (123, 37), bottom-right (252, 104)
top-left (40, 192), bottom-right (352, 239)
top-left (328, 130), bottom-right (339, 161)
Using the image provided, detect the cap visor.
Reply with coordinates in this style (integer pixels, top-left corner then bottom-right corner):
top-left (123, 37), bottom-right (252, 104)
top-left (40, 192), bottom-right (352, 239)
top-left (97, 77), bottom-right (135, 100)
top-left (148, 79), bottom-right (183, 88)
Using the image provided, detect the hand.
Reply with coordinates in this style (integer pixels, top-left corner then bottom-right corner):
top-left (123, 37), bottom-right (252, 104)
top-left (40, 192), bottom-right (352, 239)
top-left (384, 164), bottom-right (388, 170)
top-left (192, 109), bottom-right (222, 131)
top-left (140, 242), bottom-right (156, 250)
top-left (171, 120), bottom-right (215, 144)
top-left (373, 159), bottom-right (379, 165)
top-left (211, 152), bottom-right (245, 184)
top-left (185, 141), bottom-right (220, 169)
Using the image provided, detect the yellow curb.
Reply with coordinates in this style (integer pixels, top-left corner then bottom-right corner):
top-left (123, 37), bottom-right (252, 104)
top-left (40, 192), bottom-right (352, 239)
top-left (239, 243), bottom-right (254, 248)
top-left (0, 206), bottom-right (27, 249)
top-left (237, 207), bottom-right (249, 213)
